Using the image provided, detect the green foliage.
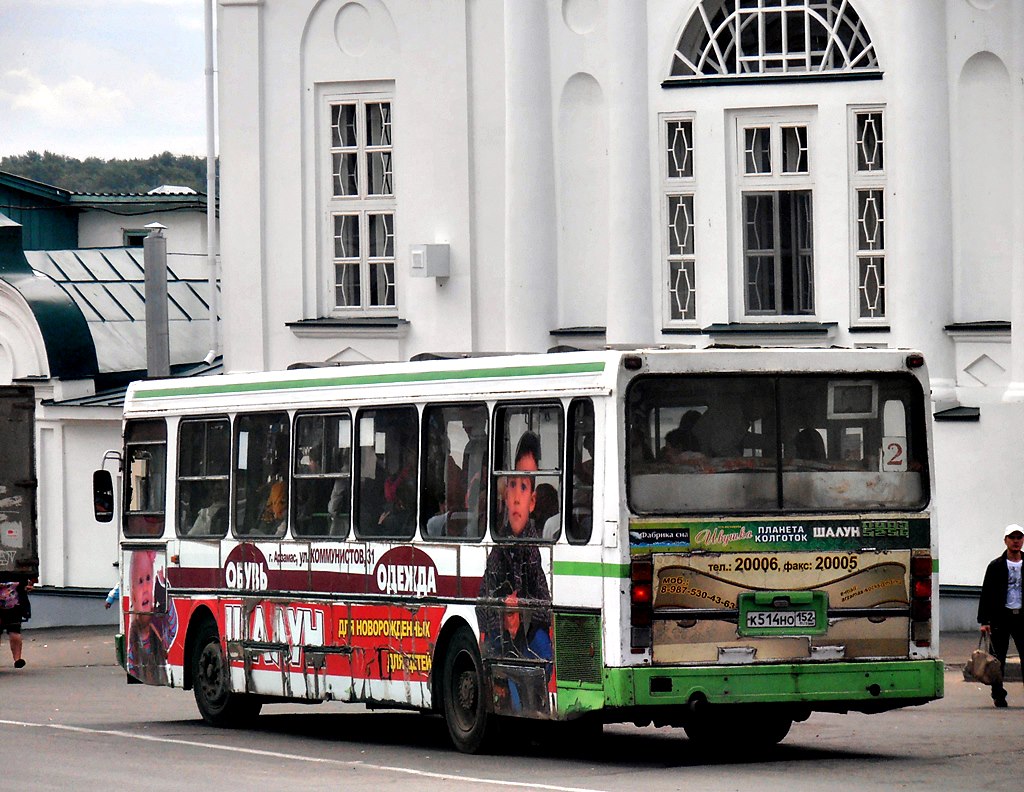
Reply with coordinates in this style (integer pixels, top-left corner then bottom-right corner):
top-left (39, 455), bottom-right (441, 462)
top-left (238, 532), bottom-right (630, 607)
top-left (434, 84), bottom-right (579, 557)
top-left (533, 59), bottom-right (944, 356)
top-left (0, 151), bottom-right (213, 195)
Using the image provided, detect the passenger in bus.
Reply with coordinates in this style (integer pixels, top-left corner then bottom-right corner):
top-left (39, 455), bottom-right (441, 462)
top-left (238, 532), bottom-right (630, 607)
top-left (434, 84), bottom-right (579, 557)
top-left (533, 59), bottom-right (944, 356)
top-left (425, 408), bottom-right (488, 539)
top-left (533, 482), bottom-right (559, 540)
top-left (669, 410), bottom-right (702, 457)
top-left (660, 425), bottom-right (703, 465)
top-left (326, 466), bottom-right (351, 535)
top-left (793, 427), bottom-right (827, 461)
top-left (459, 409), bottom-right (488, 536)
top-left (257, 469), bottom-right (287, 532)
top-left (478, 432), bottom-right (552, 703)
top-left (377, 441), bottom-right (416, 534)
top-left (693, 400), bottom-right (769, 458)
top-left (187, 481), bottom-right (228, 536)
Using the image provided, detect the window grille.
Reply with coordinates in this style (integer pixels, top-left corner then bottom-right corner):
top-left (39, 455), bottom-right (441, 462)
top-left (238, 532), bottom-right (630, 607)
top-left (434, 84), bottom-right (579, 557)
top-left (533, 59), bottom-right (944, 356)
top-left (671, 0), bottom-right (879, 80)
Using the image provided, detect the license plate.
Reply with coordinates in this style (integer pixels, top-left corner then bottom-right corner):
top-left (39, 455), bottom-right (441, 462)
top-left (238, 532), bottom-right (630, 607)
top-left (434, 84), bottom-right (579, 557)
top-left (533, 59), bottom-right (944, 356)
top-left (745, 610), bottom-right (817, 630)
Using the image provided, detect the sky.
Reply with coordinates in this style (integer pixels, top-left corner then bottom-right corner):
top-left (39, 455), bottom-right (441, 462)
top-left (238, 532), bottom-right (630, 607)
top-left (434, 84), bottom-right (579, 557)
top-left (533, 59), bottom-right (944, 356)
top-left (0, 0), bottom-right (209, 161)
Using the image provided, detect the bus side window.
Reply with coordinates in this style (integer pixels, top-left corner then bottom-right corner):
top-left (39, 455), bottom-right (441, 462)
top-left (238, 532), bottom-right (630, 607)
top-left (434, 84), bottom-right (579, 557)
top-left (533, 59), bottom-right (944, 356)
top-left (566, 399), bottom-right (594, 544)
top-left (123, 419), bottom-right (168, 538)
top-left (293, 412), bottom-right (351, 539)
top-left (234, 412), bottom-right (290, 538)
top-left (492, 403), bottom-right (563, 542)
top-left (177, 418), bottom-right (230, 538)
top-left (355, 407), bottom-right (418, 540)
top-left (421, 404), bottom-right (488, 541)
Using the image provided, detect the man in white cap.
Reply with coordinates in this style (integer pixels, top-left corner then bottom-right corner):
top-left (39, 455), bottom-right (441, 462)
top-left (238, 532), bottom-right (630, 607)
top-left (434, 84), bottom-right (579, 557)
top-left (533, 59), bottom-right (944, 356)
top-left (978, 523), bottom-right (1024, 707)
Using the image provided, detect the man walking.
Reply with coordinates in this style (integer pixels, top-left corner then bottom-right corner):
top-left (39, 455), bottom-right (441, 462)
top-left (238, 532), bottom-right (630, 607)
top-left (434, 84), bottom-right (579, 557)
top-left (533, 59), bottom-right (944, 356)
top-left (979, 524), bottom-right (1024, 707)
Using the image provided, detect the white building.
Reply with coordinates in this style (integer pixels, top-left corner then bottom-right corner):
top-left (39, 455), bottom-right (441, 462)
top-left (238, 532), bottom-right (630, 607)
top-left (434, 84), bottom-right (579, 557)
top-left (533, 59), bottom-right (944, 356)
top-left (209, 0), bottom-right (1021, 627)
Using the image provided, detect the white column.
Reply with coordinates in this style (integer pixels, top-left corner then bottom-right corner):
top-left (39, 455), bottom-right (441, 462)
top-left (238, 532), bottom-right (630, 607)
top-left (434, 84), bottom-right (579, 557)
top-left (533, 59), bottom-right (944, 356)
top-left (1003, 4), bottom-right (1024, 401)
top-left (218, 0), bottom-right (266, 371)
top-left (604, 0), bottom-right (654, 347)
top-left (504, 0), bottom-right (557, 353)
top-left (888, 2), bottom-right (955, 404)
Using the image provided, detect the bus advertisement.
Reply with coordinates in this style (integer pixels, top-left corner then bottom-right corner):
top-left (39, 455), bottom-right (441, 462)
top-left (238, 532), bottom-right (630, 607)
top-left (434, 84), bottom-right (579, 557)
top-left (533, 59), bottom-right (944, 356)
top-left (95, 349), bottom-right (941, 752)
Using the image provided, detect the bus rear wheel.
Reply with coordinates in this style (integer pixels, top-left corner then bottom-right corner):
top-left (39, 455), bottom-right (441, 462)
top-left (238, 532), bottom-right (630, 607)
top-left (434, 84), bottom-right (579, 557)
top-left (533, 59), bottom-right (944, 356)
top-left (684, 708), bottom-right (792, 749)
top-left (442, 628), bottom-right (496, 753)
top-left (191, 622), bottom-right (262, 727)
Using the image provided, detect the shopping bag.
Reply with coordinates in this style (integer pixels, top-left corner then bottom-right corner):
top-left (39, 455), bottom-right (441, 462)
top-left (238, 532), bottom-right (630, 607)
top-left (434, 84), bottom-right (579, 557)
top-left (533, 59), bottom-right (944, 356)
top-left (964, 634), bottom-right (1003, 686)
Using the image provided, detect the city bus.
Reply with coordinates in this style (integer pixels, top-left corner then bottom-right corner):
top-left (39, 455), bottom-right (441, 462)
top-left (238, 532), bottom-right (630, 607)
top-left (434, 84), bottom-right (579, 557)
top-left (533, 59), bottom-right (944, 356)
top-left (95, 348), bottom-right (942, 752)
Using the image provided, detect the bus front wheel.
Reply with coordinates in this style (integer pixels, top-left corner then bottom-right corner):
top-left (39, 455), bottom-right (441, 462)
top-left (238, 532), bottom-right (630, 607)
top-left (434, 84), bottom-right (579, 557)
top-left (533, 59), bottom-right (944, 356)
top-left (191, 622), bottom-right (262, 727)
top-left (442, 629), bottom-right (496, 753)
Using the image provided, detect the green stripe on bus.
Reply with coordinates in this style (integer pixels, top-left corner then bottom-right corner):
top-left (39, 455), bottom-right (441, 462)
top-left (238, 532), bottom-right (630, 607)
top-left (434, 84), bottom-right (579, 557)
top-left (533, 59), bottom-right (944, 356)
top-left (134, 361), bottom-right (606, 399)
top-left (553, 561), bottom-right (630, 578)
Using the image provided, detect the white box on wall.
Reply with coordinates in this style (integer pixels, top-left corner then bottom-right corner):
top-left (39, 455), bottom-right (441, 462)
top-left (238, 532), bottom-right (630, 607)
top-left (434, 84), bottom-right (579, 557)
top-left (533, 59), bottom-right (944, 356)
top-left (409, 244), bottom-right (450, 278)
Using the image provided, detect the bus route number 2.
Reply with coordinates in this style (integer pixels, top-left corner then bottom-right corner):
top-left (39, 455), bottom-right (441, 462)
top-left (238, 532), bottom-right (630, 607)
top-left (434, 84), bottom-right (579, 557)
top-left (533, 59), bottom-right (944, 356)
top-left (881, 436), bottom-right (907, 472)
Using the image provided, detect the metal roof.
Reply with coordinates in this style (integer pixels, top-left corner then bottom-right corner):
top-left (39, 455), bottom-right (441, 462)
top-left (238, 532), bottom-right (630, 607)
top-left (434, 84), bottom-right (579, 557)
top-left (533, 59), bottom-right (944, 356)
top-left (44, 356), bottom-right (225, 408)
top-left (24, 248), bottom-right (218, 374)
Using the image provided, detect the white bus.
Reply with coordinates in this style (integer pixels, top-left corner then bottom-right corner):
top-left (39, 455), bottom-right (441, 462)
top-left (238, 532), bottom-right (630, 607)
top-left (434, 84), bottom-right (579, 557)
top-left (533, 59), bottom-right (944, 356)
top-left (95, 348), bottom-right (941, 752)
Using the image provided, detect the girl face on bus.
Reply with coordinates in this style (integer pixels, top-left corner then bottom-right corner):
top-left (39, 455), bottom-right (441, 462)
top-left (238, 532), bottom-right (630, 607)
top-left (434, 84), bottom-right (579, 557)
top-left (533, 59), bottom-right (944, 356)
top-left (505, 451), bottom-right (538, 536)
top-left (130, 550), bottom-right (156, 624)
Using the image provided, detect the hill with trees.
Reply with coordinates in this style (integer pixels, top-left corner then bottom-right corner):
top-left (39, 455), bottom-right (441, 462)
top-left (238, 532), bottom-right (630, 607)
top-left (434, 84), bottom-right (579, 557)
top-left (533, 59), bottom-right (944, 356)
top-left (0, 151), bottom-right (211, 195)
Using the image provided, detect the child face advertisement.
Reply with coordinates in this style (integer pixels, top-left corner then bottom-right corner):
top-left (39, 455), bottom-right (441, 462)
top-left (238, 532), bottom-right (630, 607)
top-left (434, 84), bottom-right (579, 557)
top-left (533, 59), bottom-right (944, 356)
top-left (126, 549), bottom-right (178, 686)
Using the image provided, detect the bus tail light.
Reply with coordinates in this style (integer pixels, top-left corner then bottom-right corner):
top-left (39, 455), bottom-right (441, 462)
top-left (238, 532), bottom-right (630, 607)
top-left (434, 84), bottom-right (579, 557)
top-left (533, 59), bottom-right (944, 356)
top-left (910, 553), bottom-right (932, 646)
top-left (630, 559), bottom-right (653, 653)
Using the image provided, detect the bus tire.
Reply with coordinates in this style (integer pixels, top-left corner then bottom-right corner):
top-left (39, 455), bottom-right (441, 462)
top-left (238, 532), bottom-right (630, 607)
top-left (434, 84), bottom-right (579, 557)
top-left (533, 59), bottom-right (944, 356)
top-left (191, 621), bottom-right (261, 727)
top-left (757, 713), bottom-right (792, 746)
top-left (684, 707), bottom-right (791, 749)
top-left (442, 628), bottom-right (495, 754)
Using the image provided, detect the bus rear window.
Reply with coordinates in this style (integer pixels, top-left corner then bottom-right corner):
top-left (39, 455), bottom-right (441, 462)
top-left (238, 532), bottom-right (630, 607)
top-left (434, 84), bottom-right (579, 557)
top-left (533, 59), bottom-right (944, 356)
top-left (627, 374), bottom-right (928, 514)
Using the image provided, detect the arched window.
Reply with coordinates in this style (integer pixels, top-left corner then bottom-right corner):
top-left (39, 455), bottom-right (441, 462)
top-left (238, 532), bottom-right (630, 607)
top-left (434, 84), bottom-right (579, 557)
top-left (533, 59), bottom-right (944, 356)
top-left (670, 0), bottom-right (879, 81)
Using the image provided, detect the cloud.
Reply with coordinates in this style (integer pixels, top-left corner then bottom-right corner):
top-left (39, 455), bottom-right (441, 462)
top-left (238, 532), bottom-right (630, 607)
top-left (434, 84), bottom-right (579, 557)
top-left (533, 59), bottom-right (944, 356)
top-left (1, 69), bottom-right (128, 127)
top-left (0, 66), bottom-right (206, 159)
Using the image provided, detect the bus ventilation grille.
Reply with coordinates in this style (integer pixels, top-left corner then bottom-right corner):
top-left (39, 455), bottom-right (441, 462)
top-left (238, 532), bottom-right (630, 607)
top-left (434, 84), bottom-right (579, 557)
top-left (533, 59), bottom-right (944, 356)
top-left (554, 613), bottom-right (602, 685)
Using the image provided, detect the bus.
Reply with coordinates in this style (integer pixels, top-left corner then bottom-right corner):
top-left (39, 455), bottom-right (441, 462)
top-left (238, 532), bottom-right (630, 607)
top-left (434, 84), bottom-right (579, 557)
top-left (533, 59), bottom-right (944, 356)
top-left (94, 348), bottom-right (942, 752)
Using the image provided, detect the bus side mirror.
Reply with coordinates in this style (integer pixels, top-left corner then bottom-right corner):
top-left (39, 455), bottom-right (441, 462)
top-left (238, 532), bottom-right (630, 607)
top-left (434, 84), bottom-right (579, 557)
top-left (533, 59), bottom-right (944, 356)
top-left (93, 470), bottom-right (114, 523)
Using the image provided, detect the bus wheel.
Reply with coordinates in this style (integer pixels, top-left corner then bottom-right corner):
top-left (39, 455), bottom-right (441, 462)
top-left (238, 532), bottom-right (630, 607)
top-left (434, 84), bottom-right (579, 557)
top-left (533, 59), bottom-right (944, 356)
top-left (684, 708), bottom-right (791, 749)
top-left (192, 622), bottom-right (261, 727)
top-left (442, 629), bottom-right (495, 753)
top-left (756, 714), bottom-right (792, 746)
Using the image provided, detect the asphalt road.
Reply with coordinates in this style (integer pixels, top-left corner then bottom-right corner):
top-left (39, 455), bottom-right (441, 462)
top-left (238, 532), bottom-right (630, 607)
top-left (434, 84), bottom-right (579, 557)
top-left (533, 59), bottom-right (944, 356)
top-left (0, 627), bottom-right (1020, 791)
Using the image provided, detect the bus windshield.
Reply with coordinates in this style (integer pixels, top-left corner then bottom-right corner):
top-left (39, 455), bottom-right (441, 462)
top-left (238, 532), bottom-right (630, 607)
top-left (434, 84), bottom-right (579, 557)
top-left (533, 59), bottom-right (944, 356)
top-left (627, 373), bottom-right (928, 514)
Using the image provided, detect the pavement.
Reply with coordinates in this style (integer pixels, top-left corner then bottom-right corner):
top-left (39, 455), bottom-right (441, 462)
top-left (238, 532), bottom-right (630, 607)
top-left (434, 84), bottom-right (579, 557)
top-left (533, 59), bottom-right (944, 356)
top-left (4, 626), bottom-right (1019, 680)
top-left (5, 625), bottom-right (119, 669)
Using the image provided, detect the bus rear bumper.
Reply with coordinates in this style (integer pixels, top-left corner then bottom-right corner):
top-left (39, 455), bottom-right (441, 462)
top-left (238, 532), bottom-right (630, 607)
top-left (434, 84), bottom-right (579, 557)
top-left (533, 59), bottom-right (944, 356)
top-left (558, 659), bottom-right (944, 717)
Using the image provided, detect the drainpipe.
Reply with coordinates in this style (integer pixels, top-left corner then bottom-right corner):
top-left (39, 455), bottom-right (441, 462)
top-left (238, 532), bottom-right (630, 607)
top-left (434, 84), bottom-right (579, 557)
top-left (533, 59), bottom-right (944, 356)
top-left (204, 0), bottom-right (219, 364)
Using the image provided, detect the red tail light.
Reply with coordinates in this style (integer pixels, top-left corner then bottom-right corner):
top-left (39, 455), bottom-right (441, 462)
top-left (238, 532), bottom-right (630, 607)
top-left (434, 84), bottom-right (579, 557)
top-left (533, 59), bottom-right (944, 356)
top-left (910, 553), bottom-right (932, 646)
top-left (630, 559), bottom-right (653, 651)
top-left (631, 583), bottom-right (653, 626)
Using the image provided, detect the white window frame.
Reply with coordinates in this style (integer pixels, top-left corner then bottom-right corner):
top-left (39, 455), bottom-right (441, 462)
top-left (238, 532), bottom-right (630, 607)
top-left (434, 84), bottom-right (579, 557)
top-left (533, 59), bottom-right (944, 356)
top-left (848, 105), bottom-right (887, 326)
top-left (661, 112), bottom-right (699, 327)
top-left (319, 86), bottom-right (397, 317)
top-left (730, 109), bottom-right (817, 319)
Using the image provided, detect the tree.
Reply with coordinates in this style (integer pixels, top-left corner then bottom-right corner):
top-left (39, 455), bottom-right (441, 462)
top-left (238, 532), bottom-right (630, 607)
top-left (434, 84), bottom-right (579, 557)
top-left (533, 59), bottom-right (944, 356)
top-left (0, 151), bottom-right (213, 195)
